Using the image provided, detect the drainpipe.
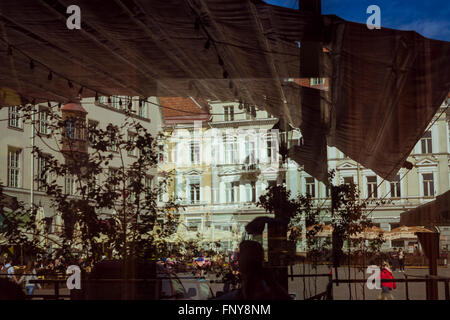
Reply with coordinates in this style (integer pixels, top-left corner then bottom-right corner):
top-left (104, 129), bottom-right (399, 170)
top-left (30, 104), bottom-right (35, 210)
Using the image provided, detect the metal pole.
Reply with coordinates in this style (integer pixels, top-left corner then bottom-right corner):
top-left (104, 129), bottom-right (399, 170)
top-left (445, 279), bottom-right (449, 300)
top-left (30, 104), bottom-right (35, 209)
top-left (405, 274), bottom-right (410, 300)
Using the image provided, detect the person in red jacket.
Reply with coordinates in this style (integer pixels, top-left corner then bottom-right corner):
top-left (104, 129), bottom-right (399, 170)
top-left (379, 261), bottom-right (396, 300)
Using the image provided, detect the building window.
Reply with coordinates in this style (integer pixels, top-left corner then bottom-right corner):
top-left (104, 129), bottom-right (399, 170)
top-left (244, 136), bottom-right (256, 165)
top-left (367, 176), bottom-right (378, 198)
top-left (107, 124), bottom-right (118, 152)
top-left (324, 184), bottom-right (331, 198)
top-left (7, 147), bottom-right (21, 188)
top-left (267, 140), bottom-right (272, 159)
top-left (157, 178), bottom-right (165, 202)
top-left (65, 175), bottom-right (76, 195)
top-left (144, 176), bottom-right (153, 196)
top-left (38, 109), bottom-right (49, 135)
top-left (190, 141), bottom-right (200, 164)
top-left (99, 96), bottom-right (108, 105)
top-left (189, 182), bottom-right (200, 204)
top-left (87, 120), bottom-right (98, 145)
top-left (8, 106), bottom-right (22, 129)
top-left (343, 176), bottom-right (354, 185)
top-left (245, 182), bottom-right (256, 203)
top-left (127, 133), bottom-right (136, 157)
top-left (123, 96), bottom-right (132, 110)
top-left (422, 173), bottom-right (434, 197)
top-left (65, 120), bottom-right (74, 139)
top-left (390, 175), bottom-right (401, 198)
top-left (187, 218), bottom-right (202, 232)
top-left (266, 134), bottom-right (277, 164)
top-left (268, 180), bottom-right (277, 188)
top-left (251, 182), bottom-right (256, 202)
top-left (37, 155), bottom-right (49, 191)
top-left (108, 168), bottom-right (119, 192)
top-left (224, 106), bottom-right (234, 121)
top-left (138, 101), bottom-right (147, 118)
top-left (224, 135), bottom-right (237, 164)
top-left (305, 177), bottom-right (315, 197)
top-left (158, 144), bottom-right (165, 164)
top-left (110, 96), bottom-right (130, 110)
top-left (232, 181), bottom-right (240, 203)
top-left (226, 182), bottom-right (234, 203)
top-left (246, 106), bottom-right (257, 120)
top-left (420, 131), bottom-right (433, 154)
top-left (310, 78), bottom-right (325, 86)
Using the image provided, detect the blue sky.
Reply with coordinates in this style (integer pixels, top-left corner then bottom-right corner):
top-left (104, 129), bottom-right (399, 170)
top-left (264, 0), bottom-right (449, 41)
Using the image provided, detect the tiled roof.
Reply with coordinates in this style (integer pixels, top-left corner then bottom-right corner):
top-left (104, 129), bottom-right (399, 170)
top-left (61, 102), bottom-right (88, 113)
top-left (159, 97), bottom-right (210, 124)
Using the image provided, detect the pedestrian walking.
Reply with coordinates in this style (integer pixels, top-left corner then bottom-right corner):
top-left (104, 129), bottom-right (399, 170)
top-left (390, 248), bottom-right (398, 271)
top-left (216, 240), bottom-right (292, 300)
top-left (378, 261), bottom-right (396, 300)
top-left (18, 261), bottom-right (42, 296)
top-left (398, 248), bottom-right (405, 272)
top-left (1, 257), bottom-right (18, 284)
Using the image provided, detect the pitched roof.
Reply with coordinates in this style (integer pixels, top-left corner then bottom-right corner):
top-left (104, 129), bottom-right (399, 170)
top-left (159, 97), bottom-right (210, 125)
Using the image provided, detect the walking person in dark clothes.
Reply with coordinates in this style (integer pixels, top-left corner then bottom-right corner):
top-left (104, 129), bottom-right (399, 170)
top-left (398, 248), bottom-right (405, 272)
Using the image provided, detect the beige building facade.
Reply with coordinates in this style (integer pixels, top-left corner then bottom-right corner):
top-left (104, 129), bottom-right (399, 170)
top-left (1, 96), bottom-right (162, 228)
top-left (159, 96), bottom-right (450, 252)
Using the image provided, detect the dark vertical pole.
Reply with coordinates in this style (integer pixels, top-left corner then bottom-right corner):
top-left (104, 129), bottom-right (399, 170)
top-left (445, 279), bottom-right (449, 300)
top-left (268, 221), bottom-right (288, 292)
top-left (299, 0), bottom-right (322, 77)
top-left (327, 273), bottom-right (333, 300)
top-left (404, 274), bottom-right (410, 300)
top-left (417, 232), bottom-right (439, 300)
top-left (429, 249), bottom-right (438, 300)
top-left (54, 281), bottom-right (60, 300)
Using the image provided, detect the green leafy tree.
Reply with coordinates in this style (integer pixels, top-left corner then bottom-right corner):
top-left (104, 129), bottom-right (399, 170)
top-left (0, 105), bottom-right (181, 275)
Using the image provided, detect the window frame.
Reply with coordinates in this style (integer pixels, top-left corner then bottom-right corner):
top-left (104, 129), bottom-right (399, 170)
top-left (390, 175), bottom-right (401, 198)
top-left (305, 177), bottom-right (316, 198)
top-left (65, 174), bottom-right (76, 195)
top-left (224, 105), bottom-right (234, 122)
top-left (38, 107), bottom-right (50, 135)
top-left (190, 140), bottom-right (200, 164)
top-left (188, 182), bottom-right (201, 204)
top-left (420, 130), bottom-right (433, 154)
top-left (7, 147), bottom-right (22, 188)
top-left (127, 132), bottom-right (137, 157)
top-left (366, 176), bottom-right (378, 198)
top-left (87, 119), bottom-right (99, 146)
top-left (422, 173), bottom-right (435, 197)
top-left (37, 154), bottom-right (50, 191)
top-left (8, 106), bottom-right (22, 129)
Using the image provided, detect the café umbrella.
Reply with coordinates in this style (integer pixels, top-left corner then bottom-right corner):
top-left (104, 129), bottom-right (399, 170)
top-left (386, 226), bottom-right (433, 241)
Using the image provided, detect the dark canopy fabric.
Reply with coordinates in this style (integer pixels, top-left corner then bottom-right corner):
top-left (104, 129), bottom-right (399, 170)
top-left (0, 0), bottom-right (448, 183)
top-left (324, 16), bottom-right (450, 181)
top-left (400, 190), bottom-right (450, 227)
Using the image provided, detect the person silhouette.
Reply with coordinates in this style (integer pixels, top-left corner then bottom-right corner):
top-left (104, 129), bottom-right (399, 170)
top-left (216, 240), bottom-right (292, 300)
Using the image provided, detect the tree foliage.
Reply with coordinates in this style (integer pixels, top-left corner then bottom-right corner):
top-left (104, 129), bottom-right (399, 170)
top-left (0, 105), bottom-right (181, 266)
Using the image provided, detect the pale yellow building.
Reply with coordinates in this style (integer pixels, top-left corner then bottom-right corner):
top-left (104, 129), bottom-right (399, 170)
top-left (1, 96), bottom-right (162, 240)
